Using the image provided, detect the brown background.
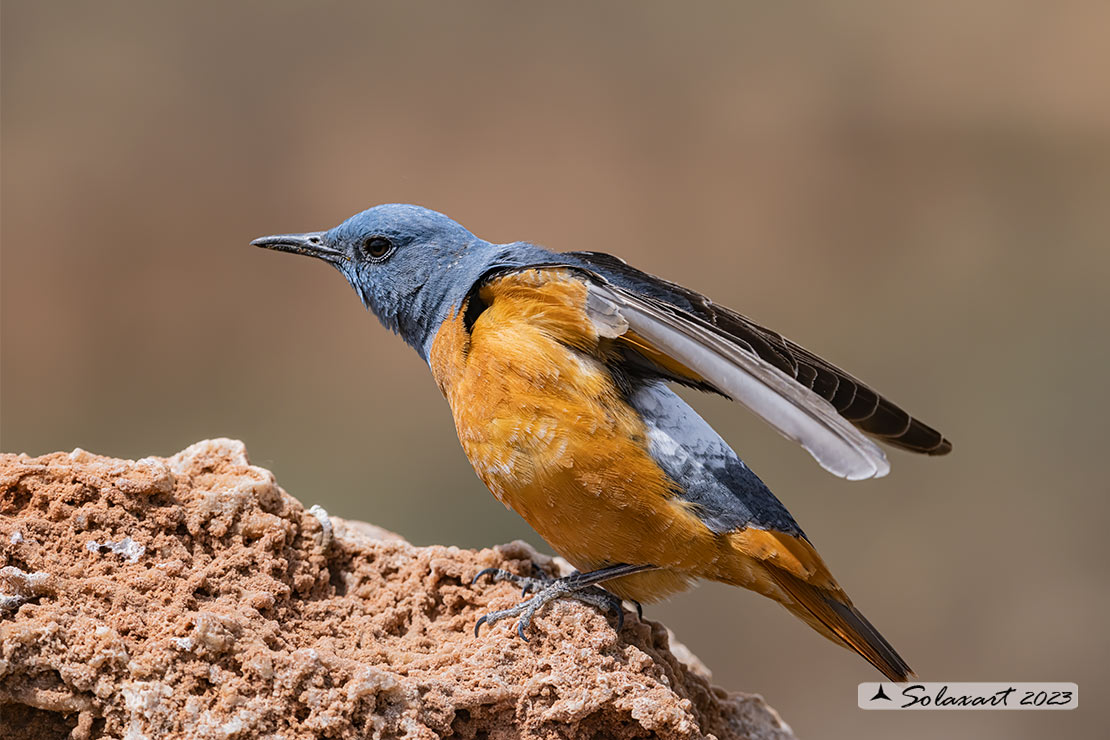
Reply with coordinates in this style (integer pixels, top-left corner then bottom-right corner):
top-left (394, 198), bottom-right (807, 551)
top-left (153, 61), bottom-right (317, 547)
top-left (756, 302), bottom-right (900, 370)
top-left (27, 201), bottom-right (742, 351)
top-left (2, 2), bottom-right (1107, 737)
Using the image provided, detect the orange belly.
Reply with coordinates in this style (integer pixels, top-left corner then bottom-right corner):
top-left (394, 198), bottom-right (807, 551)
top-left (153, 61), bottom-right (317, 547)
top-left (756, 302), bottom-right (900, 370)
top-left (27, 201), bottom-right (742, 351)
top-left (428, 270), bottom-right (727, 601)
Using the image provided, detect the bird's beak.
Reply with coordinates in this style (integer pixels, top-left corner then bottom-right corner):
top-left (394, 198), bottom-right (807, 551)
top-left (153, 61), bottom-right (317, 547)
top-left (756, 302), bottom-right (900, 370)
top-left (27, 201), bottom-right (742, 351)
top-left (250, 232), bottom-right (346, 263)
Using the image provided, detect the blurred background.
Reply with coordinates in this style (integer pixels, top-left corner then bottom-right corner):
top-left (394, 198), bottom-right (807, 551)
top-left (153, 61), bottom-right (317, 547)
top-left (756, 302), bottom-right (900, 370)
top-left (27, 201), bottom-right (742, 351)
top-left (3, 1), bottom-right (1107, 736)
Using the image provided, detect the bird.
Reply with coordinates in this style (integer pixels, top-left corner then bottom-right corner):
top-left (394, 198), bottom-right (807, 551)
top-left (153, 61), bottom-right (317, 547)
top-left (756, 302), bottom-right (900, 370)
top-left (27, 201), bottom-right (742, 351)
top-left (252, 204), bottom-right (951, 681)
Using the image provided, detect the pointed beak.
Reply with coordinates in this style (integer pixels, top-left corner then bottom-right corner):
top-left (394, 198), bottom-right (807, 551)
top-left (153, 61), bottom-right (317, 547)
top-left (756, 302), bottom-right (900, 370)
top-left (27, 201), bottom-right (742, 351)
top-left (250, 232), bottom-right (346, 263)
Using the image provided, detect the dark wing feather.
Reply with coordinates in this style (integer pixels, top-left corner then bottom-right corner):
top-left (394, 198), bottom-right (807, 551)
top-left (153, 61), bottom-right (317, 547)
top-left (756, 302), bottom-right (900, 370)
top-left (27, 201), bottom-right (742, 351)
top-left (565, 250), bottom-right (951, 456)
top-left (587, 280), bottom-right (893, 479)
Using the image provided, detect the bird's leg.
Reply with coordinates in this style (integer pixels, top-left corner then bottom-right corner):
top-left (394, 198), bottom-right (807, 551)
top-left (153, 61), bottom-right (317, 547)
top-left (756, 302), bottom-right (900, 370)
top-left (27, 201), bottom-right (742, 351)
top-left (472, 562), bottom-right (656, 640)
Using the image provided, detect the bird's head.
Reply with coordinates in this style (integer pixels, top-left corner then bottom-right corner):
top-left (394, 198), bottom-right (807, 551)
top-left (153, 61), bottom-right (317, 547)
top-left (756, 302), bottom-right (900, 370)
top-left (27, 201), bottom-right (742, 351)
top-left (252, 204), bottom-right (500, 358)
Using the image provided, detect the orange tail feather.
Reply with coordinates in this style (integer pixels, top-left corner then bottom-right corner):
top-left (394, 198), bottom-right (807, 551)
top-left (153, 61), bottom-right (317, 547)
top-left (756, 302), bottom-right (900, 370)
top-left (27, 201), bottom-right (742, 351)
top-left (765, 566), bottom-right (914, 681)
top-left (723, 528), bottom-right (914, 681)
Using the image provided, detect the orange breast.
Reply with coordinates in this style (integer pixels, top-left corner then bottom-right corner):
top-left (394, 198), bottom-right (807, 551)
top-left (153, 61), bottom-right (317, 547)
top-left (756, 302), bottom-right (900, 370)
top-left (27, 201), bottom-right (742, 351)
top-left (428, 270), bottom-right (725, 601)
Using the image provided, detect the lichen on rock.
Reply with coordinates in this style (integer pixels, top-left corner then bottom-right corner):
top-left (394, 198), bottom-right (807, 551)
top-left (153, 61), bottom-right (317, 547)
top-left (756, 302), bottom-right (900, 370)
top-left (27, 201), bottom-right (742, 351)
top-left (0, 439), bottom-right (794, 739)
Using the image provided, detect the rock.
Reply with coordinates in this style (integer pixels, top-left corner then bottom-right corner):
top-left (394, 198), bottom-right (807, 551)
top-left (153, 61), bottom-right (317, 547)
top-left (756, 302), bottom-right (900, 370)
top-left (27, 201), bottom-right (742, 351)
top-left (0, 440), bottom-right (795, 739)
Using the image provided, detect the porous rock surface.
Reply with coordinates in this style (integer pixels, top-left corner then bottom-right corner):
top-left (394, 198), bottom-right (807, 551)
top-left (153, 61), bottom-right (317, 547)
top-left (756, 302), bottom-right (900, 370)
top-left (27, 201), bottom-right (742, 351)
top-left (0, 439), bottom-right (794, 739)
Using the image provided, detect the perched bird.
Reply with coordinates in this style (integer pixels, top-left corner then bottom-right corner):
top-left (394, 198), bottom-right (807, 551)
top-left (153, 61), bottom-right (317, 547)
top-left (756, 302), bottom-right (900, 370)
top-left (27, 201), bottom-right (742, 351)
top-left (253, 204), bottom-right (950, 680)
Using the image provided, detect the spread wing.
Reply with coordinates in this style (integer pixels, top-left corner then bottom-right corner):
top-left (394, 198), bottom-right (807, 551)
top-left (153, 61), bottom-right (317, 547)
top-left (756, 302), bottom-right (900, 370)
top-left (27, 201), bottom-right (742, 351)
top-left (555, 251), bottom-right (951, 480)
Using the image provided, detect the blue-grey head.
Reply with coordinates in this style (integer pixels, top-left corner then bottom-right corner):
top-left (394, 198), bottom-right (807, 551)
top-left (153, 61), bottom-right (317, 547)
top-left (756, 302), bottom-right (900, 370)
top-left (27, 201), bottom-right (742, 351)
top-left (252, 204), bottom-right (518, 359)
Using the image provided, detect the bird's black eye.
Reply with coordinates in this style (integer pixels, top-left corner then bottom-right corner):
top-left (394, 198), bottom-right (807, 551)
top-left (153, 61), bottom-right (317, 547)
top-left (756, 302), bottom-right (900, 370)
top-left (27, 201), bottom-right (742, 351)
top-left (362, 236), bottom-right (394, 261)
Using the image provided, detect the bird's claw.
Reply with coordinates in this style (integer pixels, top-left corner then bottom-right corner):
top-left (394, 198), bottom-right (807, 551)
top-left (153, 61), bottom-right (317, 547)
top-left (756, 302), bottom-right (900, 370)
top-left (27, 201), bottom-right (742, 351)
top-left (471, 565), bottom-right (553, 596)
top-left (470, 567), bottom-right (506, 586)
top-left (630, 598), bottom-right (644, 621)
top-left (472, 598), bottom-right (538, 640)
top-left (472, 574), bottom-right (630, 639)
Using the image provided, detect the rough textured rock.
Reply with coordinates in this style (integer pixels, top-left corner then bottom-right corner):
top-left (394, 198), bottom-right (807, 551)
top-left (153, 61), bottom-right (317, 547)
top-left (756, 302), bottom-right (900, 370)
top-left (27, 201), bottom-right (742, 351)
top-left (0, 440), bottom-right (794, 739)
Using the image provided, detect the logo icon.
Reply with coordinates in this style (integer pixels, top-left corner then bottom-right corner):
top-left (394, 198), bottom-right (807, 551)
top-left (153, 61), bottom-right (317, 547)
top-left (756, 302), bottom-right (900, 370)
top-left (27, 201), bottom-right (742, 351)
top-left (870, 684), bottom-right (892, 702)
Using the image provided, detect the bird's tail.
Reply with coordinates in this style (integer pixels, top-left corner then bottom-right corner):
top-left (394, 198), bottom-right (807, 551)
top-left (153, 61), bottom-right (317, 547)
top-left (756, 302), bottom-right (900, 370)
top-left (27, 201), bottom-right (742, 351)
top-left (764, 564), bottom-right (914, 681)
top-left (719, 528), bottom-right (915, 682)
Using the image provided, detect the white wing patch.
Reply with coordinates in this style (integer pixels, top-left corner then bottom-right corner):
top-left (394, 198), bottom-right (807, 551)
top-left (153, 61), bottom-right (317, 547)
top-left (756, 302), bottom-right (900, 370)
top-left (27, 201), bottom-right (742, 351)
top-left (585, 288), bottom-right (629, 338)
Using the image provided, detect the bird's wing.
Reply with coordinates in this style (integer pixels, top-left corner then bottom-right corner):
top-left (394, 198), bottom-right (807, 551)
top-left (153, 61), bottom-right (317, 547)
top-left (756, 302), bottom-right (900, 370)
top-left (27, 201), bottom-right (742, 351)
top-left (586, 279), bottom-right (894, 479)
top-left (535, 251), bottom-right (949, 479)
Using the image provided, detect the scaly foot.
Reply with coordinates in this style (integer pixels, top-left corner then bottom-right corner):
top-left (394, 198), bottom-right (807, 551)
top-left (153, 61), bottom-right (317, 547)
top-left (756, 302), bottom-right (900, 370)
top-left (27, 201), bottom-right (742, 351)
top-left (471, 562), bottom-right (655, 640)
top-left (471, 565), bottom-right (552, 597)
